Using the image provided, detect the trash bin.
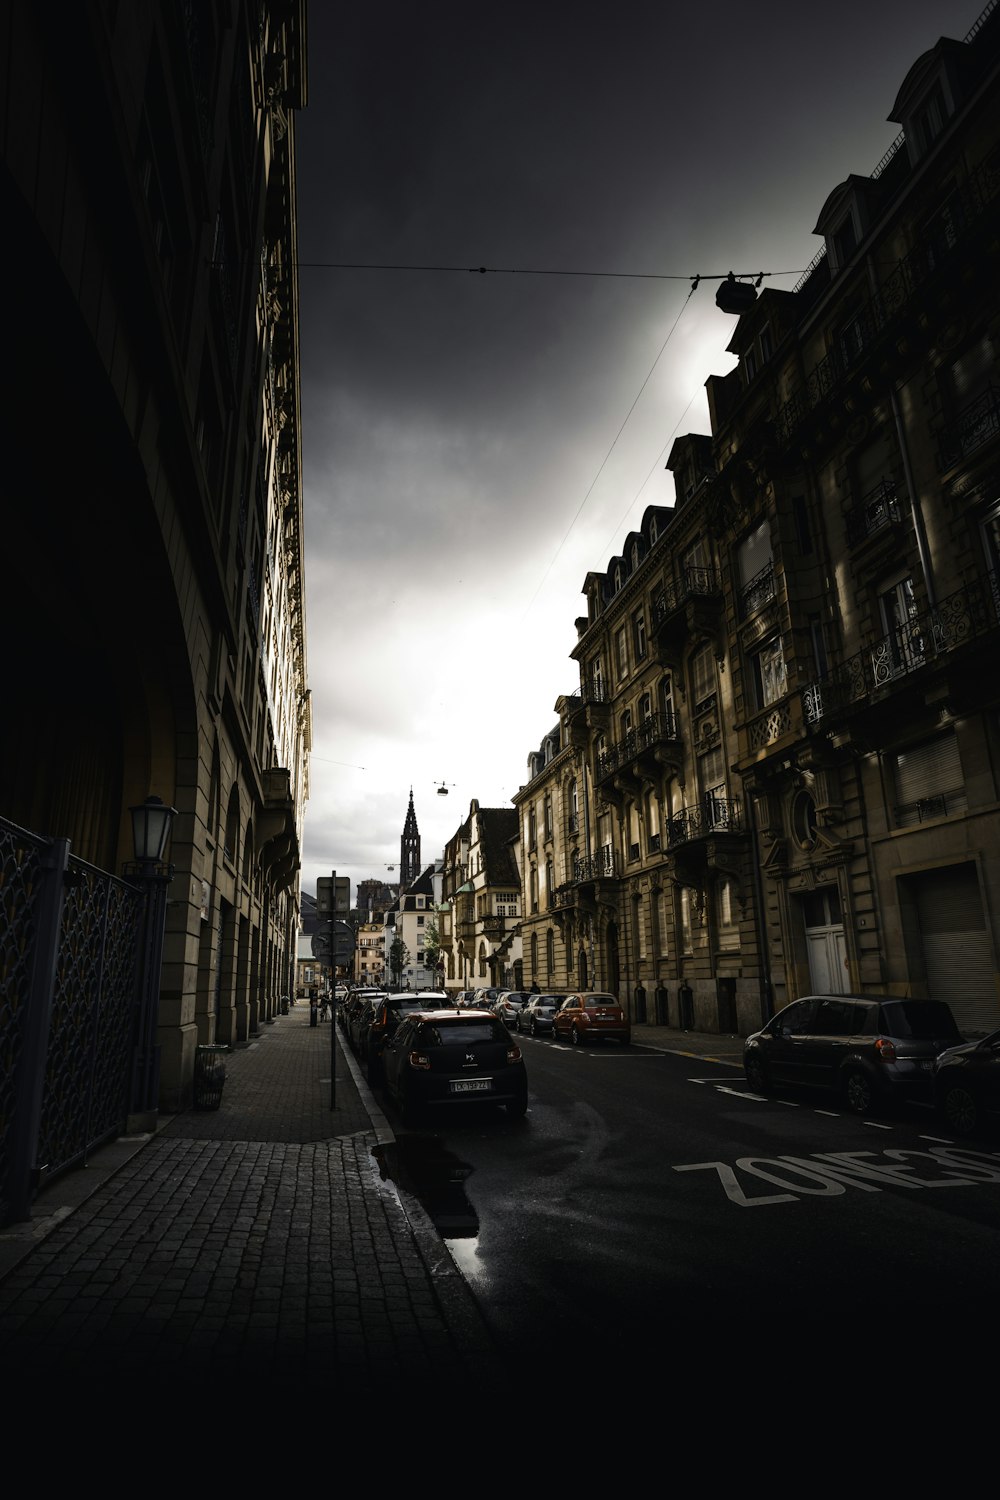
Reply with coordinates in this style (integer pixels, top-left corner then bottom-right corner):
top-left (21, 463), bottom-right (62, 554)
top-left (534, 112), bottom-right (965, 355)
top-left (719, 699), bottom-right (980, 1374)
top-left (193, 1044), bottom-right (228, 1110)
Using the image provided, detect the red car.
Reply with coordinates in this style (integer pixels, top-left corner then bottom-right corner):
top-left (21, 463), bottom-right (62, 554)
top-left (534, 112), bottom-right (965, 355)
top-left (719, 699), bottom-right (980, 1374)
top-left (551, 992), bottom-right (631, 1047)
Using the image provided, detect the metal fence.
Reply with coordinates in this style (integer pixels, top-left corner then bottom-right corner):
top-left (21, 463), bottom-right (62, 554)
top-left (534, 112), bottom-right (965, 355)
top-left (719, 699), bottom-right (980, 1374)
top-left (0, 814), bottom-right (144, 1227)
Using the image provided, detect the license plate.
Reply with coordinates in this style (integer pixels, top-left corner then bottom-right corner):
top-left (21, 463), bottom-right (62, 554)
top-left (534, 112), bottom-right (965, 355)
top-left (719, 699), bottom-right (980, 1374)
top-left (451, 1078), bottom-right (492, 1094)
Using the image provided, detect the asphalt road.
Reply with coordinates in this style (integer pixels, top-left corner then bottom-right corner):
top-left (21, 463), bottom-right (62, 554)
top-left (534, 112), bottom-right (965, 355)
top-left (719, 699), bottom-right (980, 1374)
top-left (383, 1034), bottom-right (1000, 1376)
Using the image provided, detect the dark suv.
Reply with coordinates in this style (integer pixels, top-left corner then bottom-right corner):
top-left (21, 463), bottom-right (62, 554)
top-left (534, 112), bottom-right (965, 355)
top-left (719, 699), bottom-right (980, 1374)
top-left (743, 994), bottom-right (963, 1114)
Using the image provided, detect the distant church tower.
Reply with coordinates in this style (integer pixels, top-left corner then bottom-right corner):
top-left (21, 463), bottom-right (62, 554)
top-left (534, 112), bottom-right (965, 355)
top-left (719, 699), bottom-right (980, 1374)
top-left (400, 788), bottom-right (420, 891)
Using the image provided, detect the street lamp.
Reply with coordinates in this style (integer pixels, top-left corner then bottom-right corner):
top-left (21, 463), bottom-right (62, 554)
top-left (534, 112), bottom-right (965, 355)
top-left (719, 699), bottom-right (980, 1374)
top-left (130, 795), bottom-right (176, 868)
top-left (126, 795), bottom-right (177, 1124)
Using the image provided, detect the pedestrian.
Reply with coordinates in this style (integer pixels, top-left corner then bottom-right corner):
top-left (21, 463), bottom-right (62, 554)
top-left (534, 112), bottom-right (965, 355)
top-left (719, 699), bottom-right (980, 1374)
top-left (530, 979), bottom-right (540, 994)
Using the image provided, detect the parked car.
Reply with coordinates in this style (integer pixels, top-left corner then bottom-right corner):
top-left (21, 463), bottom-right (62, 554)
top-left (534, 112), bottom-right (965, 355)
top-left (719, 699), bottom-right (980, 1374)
top-left (494, 990), bottom-right (531, 1026)
top-left (551, 992), bottom-right (631, 1046)
top-left (381, 1008), bottom-right (528, 1120)
top-left (743, 994), bottom-right (964, 1114)
top-left (517, 994), bottom-right (563, 1036)
top-left (349, 993), bottom-right (388, 1055)
top-left (933, 1029), bottom-right (1000, 1136)
top-left (454, 990), bottom-right (478, 1008)
top-left (365, 990), bottom-right (450, 1081)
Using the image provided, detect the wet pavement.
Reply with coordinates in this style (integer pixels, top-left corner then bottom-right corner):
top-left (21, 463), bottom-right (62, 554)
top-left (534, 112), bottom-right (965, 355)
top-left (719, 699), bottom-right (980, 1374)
top-left (0, 1006), bottom-right (744, 1408)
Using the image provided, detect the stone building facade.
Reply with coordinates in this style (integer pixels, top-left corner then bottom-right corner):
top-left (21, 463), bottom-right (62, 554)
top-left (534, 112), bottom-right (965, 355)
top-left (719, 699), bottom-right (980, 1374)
top-left (1, 2), bottom-right (310, 1106)
top-left (520, 4), bottom-right (1000, 1037)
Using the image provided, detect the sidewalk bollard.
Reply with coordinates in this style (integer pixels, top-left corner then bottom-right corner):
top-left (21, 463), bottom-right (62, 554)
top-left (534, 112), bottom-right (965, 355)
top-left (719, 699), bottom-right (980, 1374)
top-left (310, 997), bottom-right (318, 1027)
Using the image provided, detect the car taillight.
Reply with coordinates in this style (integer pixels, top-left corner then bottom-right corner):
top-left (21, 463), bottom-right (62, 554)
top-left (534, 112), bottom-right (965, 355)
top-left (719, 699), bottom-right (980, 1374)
top-left (875, 1037), bottom-right (897, 1063)
top-left (507, 1044), bottom-right (522, 1063)
top-left (408, 1050), bottom-right (431, 1070)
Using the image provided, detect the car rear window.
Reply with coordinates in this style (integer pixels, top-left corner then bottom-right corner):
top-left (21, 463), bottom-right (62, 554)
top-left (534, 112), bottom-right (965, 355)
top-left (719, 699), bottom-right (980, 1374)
top-left (586, 996), bottom-right (619, 1008)
top-left (418, 1021), bottom-right (507, 1045)
top-left (879, 1000), bottom-right (962, 1040)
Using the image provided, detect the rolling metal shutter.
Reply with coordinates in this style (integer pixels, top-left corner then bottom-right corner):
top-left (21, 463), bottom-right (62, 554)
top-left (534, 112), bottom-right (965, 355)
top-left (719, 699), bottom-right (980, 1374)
top-left (912, 864), bottom-right (997, 1035)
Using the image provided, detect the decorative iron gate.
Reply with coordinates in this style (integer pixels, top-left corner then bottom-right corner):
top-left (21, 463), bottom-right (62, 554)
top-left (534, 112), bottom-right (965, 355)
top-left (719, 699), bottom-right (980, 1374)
top-left (0, 814), bottom-right (144, 1227)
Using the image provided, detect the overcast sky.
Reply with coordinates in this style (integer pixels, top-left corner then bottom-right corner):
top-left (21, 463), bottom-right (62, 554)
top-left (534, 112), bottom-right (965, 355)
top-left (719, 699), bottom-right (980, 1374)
top-left (295, 0), bottom-right (984, 905)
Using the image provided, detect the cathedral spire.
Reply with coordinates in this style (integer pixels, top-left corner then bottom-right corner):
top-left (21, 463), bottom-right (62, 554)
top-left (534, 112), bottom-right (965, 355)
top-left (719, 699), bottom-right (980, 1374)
top-left (400, 787), bottom-right (420, 891)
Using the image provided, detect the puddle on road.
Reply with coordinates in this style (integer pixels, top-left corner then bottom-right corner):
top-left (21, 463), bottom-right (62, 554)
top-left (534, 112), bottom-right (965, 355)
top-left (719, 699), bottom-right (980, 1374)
top-left (372, 1136), bottom-right (480, 1238)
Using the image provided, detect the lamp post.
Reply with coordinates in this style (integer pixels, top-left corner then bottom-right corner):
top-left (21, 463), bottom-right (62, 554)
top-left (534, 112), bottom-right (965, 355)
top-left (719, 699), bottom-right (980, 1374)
top-left (125, 795), bottom-right (177, 1126)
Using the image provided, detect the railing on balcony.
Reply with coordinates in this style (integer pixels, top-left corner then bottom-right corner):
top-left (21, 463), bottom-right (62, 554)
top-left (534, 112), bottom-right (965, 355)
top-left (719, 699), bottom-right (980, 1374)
top-left (667, 797), bottom-right (743, 847)
top-left (939, 386), bottom-right (1000, 470)
top-left (803, 575), bottom-right (999, 724)
top-left (776, 149), bottom-right (1000, 442)
top-left (574, 848), bottom-right (619, 882)
top-left (845, 479), bottom-right (902, 546)
top-left (653, 567), bottom-right (721, 622)
top-left (596, 711), bottom-right (680, 782)
top-left (739, 560), bottom-right (776, 619)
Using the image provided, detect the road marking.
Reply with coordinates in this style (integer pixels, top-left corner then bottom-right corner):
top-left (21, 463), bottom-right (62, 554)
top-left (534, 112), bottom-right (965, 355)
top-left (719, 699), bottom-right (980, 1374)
top-left (674, 1145), bottom-right (1000, 1207)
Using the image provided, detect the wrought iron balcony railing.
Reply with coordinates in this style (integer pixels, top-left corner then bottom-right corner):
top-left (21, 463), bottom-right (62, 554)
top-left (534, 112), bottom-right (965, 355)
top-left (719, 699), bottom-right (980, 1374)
top-left (573, 848), bottom-right (619, 882)
top-left (739, 560), bottom-right (776, 619)
top-left (653, 567), bottom-right (721, 623)
top-left (845, 479), bottom-right (902, 546)
top-left (939, 385), bottom-right (1000, 470)
top-left (803, 575), bottom-right (998, 725)
top-left (667, 798), bottom-right (743, 847)
top-left (595, 711), bottom-right (680, 782)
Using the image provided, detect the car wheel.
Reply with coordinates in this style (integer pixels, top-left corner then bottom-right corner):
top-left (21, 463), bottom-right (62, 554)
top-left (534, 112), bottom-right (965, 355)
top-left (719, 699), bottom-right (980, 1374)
top-left (571, 1026), bottom-right (584, 1046)
top-left (744, 1053), bottom-right (768, 1093)
top-left (941, 1082), bottom-right (979, 1137)
top-left (506, 1095), bottom-right (528, 1119)
top-left (844, 1068), bottom-right (877, 1116)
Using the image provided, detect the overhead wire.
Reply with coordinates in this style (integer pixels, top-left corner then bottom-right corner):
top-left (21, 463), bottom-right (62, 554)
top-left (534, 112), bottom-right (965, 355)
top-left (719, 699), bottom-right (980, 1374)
top-left (520, 276), bottom-right (701, 621)
top-left (296, 259), bottom-right (805, 282)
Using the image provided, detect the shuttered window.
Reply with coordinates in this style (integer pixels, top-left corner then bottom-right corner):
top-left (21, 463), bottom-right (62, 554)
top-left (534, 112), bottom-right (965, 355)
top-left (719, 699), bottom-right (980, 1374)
top-left (893, 731), bottom-right (966, 826)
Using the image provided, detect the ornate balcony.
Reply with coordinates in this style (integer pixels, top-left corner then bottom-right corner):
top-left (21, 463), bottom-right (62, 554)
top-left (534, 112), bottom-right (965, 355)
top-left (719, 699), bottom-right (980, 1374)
top-left (595, 710), bottom-right (683, 792)
top-left (667, 797), bottom-right (743, 847)
top-left (652, 567), bottom-right (723, 654)
top-left (803, 575), bottom-right (999, 726)
top-left (939, 385), bottom-right (1000, 471)
top-left (845, 479), bottom-right (903, 547)
top-left (738, 561), bottom-right (776, 619)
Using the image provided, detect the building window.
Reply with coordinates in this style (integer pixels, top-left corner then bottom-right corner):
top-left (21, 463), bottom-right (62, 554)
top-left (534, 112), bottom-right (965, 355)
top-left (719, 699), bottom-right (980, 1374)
top-left (892, 731), bottom-right (966, 827)
top-left (716, 879), bottom-right (739, 950)
top-left (753, 637), bottom-right (788, 709)
top-left (590, 655), bottom-right (605, 699)
top-left (544, 794), bottom-right (553, 837)
top-left (680, 887), bottom-right (694, 955)
top-left (690, 645), bottom-right (716, 712)
top-left (546, 928), bottom-right (555, 979)
top-left (633, 611), bottom-right (647, 661)
top-left (657, 889), bottom-right (670, 957)
top-left (737, 521), bottom-right (774, 617)
top-left (876, 575), bottom-right (925, 679)
top-left (616, 627), bottom-right (628, 680)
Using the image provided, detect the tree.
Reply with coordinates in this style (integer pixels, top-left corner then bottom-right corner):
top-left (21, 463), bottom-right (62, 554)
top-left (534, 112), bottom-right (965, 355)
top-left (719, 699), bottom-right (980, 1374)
top-left (389, 937), bottom-right (410, 988)
top-left (422, 919), bottom-right (441, 972)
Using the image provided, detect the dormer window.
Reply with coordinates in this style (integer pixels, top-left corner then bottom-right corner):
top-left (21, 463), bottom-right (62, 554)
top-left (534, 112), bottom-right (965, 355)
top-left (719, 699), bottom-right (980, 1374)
top-left (630, 542), bottom-right (640, 572)
top-left (831, 214), bottom-right (857, 272)
top-left (614, 565), bottom-right (623, 592)
top-left (649, 517), bottom-right (658, 545)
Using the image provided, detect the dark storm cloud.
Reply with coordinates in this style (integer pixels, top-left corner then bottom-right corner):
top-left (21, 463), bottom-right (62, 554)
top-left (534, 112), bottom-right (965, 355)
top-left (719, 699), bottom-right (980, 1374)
top-left (297, 0), bottom-right (984, 900)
